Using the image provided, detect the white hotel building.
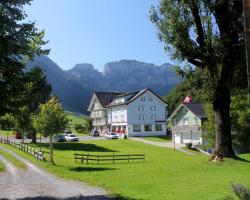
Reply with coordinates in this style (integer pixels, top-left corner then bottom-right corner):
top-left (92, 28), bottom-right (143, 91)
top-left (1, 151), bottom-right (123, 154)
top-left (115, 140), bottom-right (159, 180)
top-left (88, 88), bottom-right (168, 137)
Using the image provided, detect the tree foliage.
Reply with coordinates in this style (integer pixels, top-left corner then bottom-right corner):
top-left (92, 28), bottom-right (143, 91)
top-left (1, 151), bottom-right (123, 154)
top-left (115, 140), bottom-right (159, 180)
top-left (0, 0), bottom-right (49, 115)
top-left (202, 90), bottom-right (250, 152)
top-left (32, 96), bottom-right (68, 164)
top-left (0, 113), bottom-right (17, 131)
top-left (151, 0), bottom-right (244, 157)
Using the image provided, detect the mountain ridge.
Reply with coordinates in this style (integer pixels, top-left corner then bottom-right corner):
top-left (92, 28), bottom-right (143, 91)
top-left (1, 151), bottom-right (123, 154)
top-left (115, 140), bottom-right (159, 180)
top-left (27, 56), bottom-right (180, 114)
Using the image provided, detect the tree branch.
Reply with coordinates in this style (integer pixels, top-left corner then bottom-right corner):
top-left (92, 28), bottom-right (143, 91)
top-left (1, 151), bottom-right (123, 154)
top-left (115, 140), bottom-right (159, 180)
top-left (189, 1), bottom-right (205, 46)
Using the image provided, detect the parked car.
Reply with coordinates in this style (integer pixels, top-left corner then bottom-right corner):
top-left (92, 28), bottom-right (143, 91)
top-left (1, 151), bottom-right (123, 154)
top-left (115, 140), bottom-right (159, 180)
top-left (65, 134), bottom-right (79, 141)
top-left (89, 130), bottom-right (99, 137)
top-left (54, 134), bottom-right (66, 142)
top-left (105, 132), bottom-right (119, 139)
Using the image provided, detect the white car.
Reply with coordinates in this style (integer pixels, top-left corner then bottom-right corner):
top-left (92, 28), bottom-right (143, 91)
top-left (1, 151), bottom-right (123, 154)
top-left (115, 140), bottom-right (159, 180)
top-left (105, 132), bottom-right (119, 139)
top-left (65, 134), bottom-right (79, 141)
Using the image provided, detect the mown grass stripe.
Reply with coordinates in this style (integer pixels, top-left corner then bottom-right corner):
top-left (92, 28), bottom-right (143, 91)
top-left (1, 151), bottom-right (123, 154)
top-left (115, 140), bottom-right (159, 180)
top-left (0, 146), bottom-right (26, 169)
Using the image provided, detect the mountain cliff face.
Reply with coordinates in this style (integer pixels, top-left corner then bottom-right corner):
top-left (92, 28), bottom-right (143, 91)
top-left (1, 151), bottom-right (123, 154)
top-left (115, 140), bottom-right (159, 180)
top-left (27, 56), bottom-right (180, 114)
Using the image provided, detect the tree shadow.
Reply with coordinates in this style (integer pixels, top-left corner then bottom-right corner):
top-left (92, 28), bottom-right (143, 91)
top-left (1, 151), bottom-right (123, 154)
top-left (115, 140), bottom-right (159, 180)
top-left (234, 156), bottom-right (250, 163)
top-left (35, 143), bottom-right (117, 152)
top-left (0, 194), bottom-right (141, 200)
top-left (69, 166), bottom-right (117, 172)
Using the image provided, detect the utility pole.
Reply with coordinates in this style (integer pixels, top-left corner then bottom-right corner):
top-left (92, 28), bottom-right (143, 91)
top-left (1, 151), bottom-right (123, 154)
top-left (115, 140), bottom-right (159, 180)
top-left (244, 0), bottom-right (250, 101)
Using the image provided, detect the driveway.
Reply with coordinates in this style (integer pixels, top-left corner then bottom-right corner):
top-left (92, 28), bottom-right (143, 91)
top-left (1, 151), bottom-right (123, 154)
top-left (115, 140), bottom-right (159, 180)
top-left (130, 137), bottom-right (195, 155)
top-left (0, 145), bottom-right (112, 200)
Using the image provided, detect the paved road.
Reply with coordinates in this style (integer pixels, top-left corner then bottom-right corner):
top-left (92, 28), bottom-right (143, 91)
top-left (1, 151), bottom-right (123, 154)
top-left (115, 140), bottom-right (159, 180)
top-left (130, 137), bottom-right (195, 155)
top-left (0, 145), bottom-right (112, 200)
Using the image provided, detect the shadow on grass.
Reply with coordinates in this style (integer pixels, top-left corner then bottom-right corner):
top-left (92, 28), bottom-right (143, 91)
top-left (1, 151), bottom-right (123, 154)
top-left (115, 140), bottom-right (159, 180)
top-left (143, 135), bottom-right (171, 141)
top-left (234, 156), bottom-right (250, 163)
top-left (32, 143), bottom-right (117, 152)
top-left (69, 166), bottom-right (117, 172)
top-left (0, 194), bottom-right (141, 200)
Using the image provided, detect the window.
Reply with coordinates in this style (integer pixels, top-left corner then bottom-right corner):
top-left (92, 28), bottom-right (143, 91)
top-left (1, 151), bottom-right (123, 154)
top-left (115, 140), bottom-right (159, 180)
top-left (174, 119), bottom-right (177, 126)
top-left (139, 114), bottom-right (145, 120)
top-left (121, 115), bottom-right (125, 122)
top-left (138, 105), bottom-right (144, 111)
top-left (148, 97), bottom-right (153, 102)
top-left (141, 97), bottom-right (146, 101)
top-left (182, 118), bottom-right (189, 125)
top-left (144, 124), bottom-right (152, 131)
top-left (155, 124), bottom-right (162, 131)
top-left (150, 106), bottom-right (156, 111)
top-left (193, 117), bottom-right (198, 125)
top-left (133, 125), bottom-right (141, 132)
top-left (151, 114), bottom-right (156, 120)
top-left (114, 116), bottom-right (118, 122)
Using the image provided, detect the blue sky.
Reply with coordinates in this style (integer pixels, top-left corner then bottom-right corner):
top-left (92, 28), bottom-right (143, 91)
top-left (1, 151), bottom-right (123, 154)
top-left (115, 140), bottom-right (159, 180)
top-left (24, 0), bottom-right (173, 71)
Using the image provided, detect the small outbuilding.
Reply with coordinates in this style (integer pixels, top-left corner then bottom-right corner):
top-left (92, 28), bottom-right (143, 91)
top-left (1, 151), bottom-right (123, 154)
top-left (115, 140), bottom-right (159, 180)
top-left (168, 103), bottom-right (207, 144)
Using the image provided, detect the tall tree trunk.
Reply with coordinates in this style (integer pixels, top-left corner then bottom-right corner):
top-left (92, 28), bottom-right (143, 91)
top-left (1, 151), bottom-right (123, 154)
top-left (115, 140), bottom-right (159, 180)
top-left (213, 84), bottom-right (235, 158)
top-left (31, 130), bottom-right (37, 143)
top-left (49, 134), bottom-right (55, 165)
top-left (244, 0), bottom-right (250, 101)
top-left (21, 129), bottom-right (24, 143)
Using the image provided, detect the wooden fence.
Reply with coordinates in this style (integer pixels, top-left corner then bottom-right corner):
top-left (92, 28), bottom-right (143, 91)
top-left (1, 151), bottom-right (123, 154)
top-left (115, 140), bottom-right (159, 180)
top-left (74, 153), bottom-right (145, 164)
top-left (0, 138), bottom-right (46, 161)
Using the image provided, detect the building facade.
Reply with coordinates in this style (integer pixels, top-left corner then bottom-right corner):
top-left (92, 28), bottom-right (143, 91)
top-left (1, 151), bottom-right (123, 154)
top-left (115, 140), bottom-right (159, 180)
top-left (168, 103), bottom-right (207, 144)
top-left (88, 89), bottom-right (168, 137)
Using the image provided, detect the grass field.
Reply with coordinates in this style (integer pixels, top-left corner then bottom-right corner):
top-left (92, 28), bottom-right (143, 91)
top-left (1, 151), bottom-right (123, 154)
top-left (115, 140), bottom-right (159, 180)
top-left (1, 140), bottom-right (250, 200)
top-left (0, 160), bottom-right (5, 172)
top-left (0, 148), bottom-right (26, 169)
top-left (142, 135), bottom-right (172, 142)
top-left (66, 111), bottom-right (89, 135)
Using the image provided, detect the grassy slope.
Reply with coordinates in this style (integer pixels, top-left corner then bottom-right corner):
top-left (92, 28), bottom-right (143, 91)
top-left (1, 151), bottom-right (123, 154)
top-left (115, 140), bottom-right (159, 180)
top-left (66, 111), bottom-right (89, 135)
top-left (142, 135), bottom-right (172, 142)
top-left (0, 148), bottom-right (26, 169)
top-left (0, 160), bottom-right (5, 172)
top-left (1, 140), bottom-right (250, 200)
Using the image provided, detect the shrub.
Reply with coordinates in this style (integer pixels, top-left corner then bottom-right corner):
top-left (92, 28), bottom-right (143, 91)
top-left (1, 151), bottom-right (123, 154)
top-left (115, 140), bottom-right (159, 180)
top-left (185, 143), bottom-right (192, 149)
top-left (232, 184), bottom-right (250, 200)
top-left (74, 124), bottom-right (85, 133)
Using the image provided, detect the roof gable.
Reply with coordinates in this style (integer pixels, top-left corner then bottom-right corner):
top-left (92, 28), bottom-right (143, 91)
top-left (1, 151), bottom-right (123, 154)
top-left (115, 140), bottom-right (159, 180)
top-left (168, 103), bottom-right (206, 120)
top-left (106, 88), bottom-right (167, 107)
top-left (88, 92), bottom-right (123, 111)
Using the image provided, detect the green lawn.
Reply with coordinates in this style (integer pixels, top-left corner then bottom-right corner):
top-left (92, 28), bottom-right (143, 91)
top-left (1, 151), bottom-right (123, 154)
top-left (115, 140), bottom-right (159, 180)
top-left (0, 160), bottom-right (5, 172)
top-left (0, 148), bottom-right (26, 169)
top-left (66, 111), bottom-right (89, 135)
top-left (1, 140), bottom-right (250, 200)
top-left (142, 135), bottom-right (172, 142)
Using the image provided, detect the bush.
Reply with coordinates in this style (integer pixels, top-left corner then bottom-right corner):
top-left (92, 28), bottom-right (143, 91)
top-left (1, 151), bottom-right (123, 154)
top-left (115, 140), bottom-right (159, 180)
top-left (185, 143), bottom-right (192, 149)
top-left (74, 124), bottom-right (85, 133)
top-left (232, 184), bottom-right (250, 200)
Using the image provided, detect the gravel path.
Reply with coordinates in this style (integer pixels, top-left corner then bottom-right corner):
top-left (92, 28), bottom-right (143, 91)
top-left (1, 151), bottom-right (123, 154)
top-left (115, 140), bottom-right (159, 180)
top-left (130, 137), bottom-right (195, 155)
top-left (0, 145), bottom-right (112, 200)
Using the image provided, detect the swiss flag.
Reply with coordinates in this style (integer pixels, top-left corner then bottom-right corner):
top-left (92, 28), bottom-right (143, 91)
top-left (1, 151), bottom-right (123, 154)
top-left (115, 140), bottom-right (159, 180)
top-left (183, 96), bottom-right (192, 104)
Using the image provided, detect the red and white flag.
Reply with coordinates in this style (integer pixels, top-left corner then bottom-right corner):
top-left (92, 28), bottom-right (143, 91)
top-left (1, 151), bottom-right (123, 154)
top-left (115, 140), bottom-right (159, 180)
top-left (183, 96), bottom-right (192, 104)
